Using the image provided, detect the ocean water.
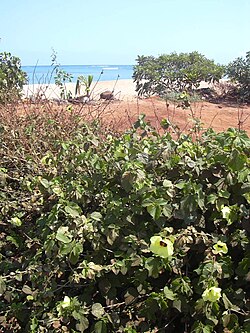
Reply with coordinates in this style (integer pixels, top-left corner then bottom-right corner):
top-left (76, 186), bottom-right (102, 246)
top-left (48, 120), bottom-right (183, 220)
top-left (22, 65), bottom-right (134, 84)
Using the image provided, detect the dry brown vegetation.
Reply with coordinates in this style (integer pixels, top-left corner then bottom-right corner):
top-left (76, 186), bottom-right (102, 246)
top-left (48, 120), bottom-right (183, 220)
top-left (1, 93), bottom-right (250, 144)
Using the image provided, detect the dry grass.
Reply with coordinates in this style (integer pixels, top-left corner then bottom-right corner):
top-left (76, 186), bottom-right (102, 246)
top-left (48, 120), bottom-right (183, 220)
top-left (1, 93), bottom-right (249, 161)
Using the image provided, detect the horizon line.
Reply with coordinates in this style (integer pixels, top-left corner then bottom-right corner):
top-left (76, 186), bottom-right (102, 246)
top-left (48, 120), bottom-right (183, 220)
top-left (22, 63), bottom-right (135, 67)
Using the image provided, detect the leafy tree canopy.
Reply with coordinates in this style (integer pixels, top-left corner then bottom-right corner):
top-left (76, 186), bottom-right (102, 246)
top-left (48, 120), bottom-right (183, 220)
top-left (226, 51), bottom-right (250, 102)
top-left (0, 52), bottom-right (27, 104)
top-left (133, 51), bottom-right (225, 97)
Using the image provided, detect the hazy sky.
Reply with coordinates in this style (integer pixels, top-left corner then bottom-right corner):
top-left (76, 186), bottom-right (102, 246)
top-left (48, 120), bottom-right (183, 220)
top-left (1, 0), bottom-right (249, 66)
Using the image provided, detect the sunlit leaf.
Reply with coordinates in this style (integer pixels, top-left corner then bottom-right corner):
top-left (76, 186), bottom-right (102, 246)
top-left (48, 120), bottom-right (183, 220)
top-left (0, 277), bottom-right (6, 295)
top-left (91, 303), bottom-right (105, 318)
top-left (163, 286), bottom-right (176, 300)
top-left (10, 217), bottom-right (22, 226)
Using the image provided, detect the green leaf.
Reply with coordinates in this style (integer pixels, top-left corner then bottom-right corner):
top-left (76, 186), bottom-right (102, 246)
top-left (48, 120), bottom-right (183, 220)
top-left (195, 299), bottom-right (206, 313)
top-left (221, 205), bottom-right (238, 225)
top-left (69, 242), bottom-right (83, 264)
top-left (218, 189), bottom-right (230, 199)
top-left (121, 171), bottom-right (135, 192)
top-left (76, 317), bottom-right (89, 332)
top-left (191, 321), bottom-right (213, 333)
top-left (202, 325), bottom-right (213, 333)
top-left (6, 235), bottom-right (19, 248)
top-left (173, 299), bottom-right (182, 312)
top-left (241, 183), bottom-right (250, 202)
top-left (94, 320), bottom-right (107, 333)
top-left (163, 179), bottom-right (173, 188)
top-left (65, 203), bottom-right (81, 217)
top-left (27, 295), bottom-right (34, 301)
top-left (197, 186), bottom-right (205, 210)
top-left (107, 228), bottom-right (119, 245)
top-left (228, 149), bottom-right (246, 172)
top-left (222, 293), bottom-right (240, 311)
top-left (147, 204), bottom-right (161, 220)
top-left (162, 204), bottom-right (172, 218)
top-left (222, 313), bottom-right (239, 329)
top-left (90, 212), bottom-right (102, 221)
top-left (207, 193), bottom-right (218, 204)
top-left (22, 284), bottom-right (33, 295)
top-left (59, 243), bottom-right (73, 257)
top-left (145, 257), bottom-right (162, 278)
top-left (30, 316), bottom-right (38, 333)
top-left (163, 286), bottom-right (176, 300)
top-left (10, 217), bottom-right (22, 226)
top-left (175, 181), bottom-right (186, 189)
top-left (238, 168), bottom-right (249, 182)
top-left (236, 257), bottom-right (250, 276)
top-left (56, 227), bottom-right (72, 244)
top-left (91, 303), bottom-right (105, 318)
top-left (56, 233), bottom-right (71, 244)
top-left (40, 178), bottom-right (50, 188)
top-left (243, 192), bottom-right (250, 204)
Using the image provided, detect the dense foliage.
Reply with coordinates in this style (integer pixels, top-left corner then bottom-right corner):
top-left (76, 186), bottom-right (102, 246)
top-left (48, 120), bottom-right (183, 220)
top-left (226, 51), bottom-right (250, 102)
top-left (133, 52), bottom-right (224, 97)
top-left (0, 52), bottom-right (27, 104)
top-left (0, 108), bottom-right (249, 333)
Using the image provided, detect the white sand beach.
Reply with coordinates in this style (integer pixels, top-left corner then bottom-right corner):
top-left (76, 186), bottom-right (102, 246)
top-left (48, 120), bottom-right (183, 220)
top-left (23, 79), bottom-right (138, 101)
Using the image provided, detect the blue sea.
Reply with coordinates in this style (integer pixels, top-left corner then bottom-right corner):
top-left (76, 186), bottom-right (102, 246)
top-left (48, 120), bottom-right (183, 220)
top-left (22, 65), bottom-right (134, 84)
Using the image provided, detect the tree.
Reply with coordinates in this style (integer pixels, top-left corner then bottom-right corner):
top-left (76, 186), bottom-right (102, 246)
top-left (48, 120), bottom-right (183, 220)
top-left (133, 51), bottom-right (225, 97)
top-left (0, 52), bottom-right (27, 104)
top-left (226, 51), bottom-right (250, 102)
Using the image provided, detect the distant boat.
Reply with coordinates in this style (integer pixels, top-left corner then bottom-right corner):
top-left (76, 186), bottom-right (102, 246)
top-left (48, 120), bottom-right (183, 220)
top-left (102, 67), bottom-right (119, 70)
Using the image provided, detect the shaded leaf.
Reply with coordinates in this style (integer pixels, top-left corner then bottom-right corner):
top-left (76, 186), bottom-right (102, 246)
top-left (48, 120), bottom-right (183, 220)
top-left (94, 320), bottom-right (107, 333)
top-left (76, 317), bottom-right (89, 332)
top-left (65, 203), bottom-right (81, 217)
top-left (22, 284), bottom-right (33, 295)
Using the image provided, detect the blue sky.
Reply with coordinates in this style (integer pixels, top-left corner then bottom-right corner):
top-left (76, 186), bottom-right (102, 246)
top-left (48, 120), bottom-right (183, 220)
top-left (1, 0), bottom-right (249, 66)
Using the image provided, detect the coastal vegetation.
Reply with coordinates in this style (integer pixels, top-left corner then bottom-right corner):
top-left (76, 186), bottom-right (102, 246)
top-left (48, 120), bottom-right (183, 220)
top-left (0, 52), bottom-right (27, 104)
top-left (75, 75), bottom-right (94, 98)
top-left (226, 51), bottom-right (250, 102)
top-left (133, 51), bottom-right (250, 105)
top-left (0, 51), bottom-right (249, 332)
top-left (132, 52), bottom-right (224, 97)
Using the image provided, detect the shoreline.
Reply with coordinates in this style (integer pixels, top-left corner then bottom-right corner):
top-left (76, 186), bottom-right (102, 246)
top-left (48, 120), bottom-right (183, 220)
top-left (22, 79), bottom-right (137, 101)
top-left (22, 79), bottom-right (228, 102)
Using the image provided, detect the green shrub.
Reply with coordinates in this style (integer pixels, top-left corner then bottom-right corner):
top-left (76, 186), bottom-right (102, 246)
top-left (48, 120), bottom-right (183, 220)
top-left (75, 75), bottom-right (94, 98)
top-left (133, 51), bottom-right (224, 97)
top-left (226, 51), bottom-right (250, 102)
top-left (0, 114), bottom-right (249, 332)
top-left (51, 50), bottom-right (73, 100)
top-left (0, 52), bottom-right (27, 104)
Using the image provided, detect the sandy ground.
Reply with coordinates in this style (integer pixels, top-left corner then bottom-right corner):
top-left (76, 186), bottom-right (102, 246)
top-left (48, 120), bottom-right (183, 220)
top-left (23, 79), bottom-right (138, 101)
top-left (22, 80), bottom-right (250, 135)
top-left (105, 97), bottom-right (250, 135)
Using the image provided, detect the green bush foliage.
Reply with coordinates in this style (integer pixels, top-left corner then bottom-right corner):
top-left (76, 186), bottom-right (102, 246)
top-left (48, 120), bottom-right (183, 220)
top-left (133, 51), bottom-right (224, 97)
top-left (0, 52), bottom-right (27, 104)
top-left (0, 111), bottom-right (249, 332)
top-left (50, 50), bottom-right (73, 100)
top-left (226, 51), bottom-right (250, 102)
